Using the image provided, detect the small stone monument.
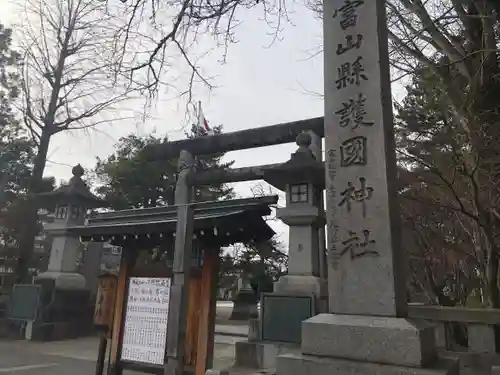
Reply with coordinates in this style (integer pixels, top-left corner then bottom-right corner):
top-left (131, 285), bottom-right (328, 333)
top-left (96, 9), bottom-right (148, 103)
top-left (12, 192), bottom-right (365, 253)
top-left (277, 1), bottom-right (457, 374)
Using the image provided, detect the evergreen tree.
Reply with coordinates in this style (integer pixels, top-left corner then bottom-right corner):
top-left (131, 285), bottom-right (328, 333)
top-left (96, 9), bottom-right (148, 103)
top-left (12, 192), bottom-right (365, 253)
top-left (0, 23), bottom-right (30, 271)
top-left (186, 123), bottom-right (234, 202)
top-left (0, 23), bottom-right (25, 201)
top-left (95, 134), bottom-right (176, 210)
top-left (95, 124), bottom-right (234, 209)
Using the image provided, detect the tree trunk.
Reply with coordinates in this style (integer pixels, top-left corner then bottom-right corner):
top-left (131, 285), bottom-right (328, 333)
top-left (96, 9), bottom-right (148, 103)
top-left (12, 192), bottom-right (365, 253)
top-left (15, 130), bottom-right (51, 283)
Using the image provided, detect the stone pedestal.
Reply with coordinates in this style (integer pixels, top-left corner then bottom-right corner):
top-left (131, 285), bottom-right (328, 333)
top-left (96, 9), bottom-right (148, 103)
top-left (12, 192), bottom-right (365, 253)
top-left (277, 314), bottom-right (458, 375)
top-left (278, 353), bottom-right (459, 375)
top-left (302, 314), bottom-right (437, 367)
top-left (32, 236), bottom-right (90, 340)
top-left (32, 268), bottom-right (91, 341)
top-left (32, 232), bottom-right (91, 341)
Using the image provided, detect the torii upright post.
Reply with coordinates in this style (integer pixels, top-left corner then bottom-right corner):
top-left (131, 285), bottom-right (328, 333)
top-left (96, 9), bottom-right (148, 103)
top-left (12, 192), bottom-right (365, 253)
top-left (165, 150), bottom-right (195, 375)
top-left (277, 1), bottom-right (457, 374)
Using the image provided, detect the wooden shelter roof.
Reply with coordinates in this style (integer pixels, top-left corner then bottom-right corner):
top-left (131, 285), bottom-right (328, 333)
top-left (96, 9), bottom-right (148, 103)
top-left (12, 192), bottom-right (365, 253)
top-left (68, 195), bottom-right (278, 247)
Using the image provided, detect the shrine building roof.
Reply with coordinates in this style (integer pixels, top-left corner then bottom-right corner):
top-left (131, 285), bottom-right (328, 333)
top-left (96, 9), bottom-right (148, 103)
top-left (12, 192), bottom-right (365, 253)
top-left (68, 195), bottom-right (278, 247)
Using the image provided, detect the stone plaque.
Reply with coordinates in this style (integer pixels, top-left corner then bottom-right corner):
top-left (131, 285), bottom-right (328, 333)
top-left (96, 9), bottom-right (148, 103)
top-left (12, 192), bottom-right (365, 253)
top-left (261, 293), bottom-right (314, 344)
top-left (324, 0), bottom-right (406, 317)
top-left (8, 284), bottom-right (42, 321)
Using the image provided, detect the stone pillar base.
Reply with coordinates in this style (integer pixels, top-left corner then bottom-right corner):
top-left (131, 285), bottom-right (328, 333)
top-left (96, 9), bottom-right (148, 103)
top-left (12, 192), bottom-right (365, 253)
top-left (301, 314), bottom-right (437, 367)
top-left (276, 313), bottom-right (459, 375)
top-left (31, 272), bottom-right (91, 341)
top-left (35, 271), bottom-right (86, 290)
top-left (278, 353), bottom-right (459, 375)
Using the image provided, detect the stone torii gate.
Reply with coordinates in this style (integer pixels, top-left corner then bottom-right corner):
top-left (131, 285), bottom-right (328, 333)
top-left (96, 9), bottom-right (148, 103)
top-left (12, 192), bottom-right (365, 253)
top-left (142, 118), bottom-right (329, 375)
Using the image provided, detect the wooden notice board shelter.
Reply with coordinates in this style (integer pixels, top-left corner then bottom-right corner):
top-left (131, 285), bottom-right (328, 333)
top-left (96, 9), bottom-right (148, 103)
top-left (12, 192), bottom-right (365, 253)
top-left (69, 195), bottom-right (277, 375)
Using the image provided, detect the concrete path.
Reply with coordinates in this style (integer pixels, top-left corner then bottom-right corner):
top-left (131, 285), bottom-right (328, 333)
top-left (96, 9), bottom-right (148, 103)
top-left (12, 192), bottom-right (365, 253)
top-left (0, 332), bottom-right (245, 374)
top-left (0, 301), bottom-right (253, 374)
top-left (0, 331), bottom-right (477, 375)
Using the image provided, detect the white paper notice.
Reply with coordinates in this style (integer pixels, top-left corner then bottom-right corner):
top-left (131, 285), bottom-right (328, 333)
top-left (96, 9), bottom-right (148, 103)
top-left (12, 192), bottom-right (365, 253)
top-left (120, 277), bottom-right (171, 365)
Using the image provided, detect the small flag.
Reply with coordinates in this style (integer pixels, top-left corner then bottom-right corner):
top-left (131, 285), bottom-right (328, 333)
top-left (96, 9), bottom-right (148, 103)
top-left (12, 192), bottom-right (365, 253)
top-left (198, 101), bottom-right (213, 135)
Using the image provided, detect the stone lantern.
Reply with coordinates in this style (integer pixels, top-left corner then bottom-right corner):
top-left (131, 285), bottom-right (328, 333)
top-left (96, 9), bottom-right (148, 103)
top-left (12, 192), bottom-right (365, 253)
top-left (262, 132), bottom-right (326, 300)
top-left (233, 133), bottom-right (327, 366)
top-left (35, 164), bottom-right (107, 289)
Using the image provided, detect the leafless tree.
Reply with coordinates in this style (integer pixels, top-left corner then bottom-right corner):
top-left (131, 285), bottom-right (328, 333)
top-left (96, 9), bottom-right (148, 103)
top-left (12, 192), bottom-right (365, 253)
top-left (388, 0), bottom-right (500, 308)
top-left (111, 0), bottom-right (291, 96)
top-left (14, 0), bottom-right (142, 281)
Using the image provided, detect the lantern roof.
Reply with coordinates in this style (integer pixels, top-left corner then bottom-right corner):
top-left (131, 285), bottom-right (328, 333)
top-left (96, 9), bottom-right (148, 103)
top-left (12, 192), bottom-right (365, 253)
top-left (35, 164), bottom-right (107, 209)
top-left (261, 132), bottom-right (325, 191)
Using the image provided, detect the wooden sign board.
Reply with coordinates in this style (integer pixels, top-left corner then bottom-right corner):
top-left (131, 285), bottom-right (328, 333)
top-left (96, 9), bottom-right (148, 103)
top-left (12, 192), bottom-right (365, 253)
top-left (121, 277), bottom-right (171, 365)
top-left (94, 275), bottom-right (118, 329)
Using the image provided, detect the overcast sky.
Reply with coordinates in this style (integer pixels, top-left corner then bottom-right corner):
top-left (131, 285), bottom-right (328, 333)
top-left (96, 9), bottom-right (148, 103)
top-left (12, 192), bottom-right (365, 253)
top-left (1, 1), bottom-right (405, 247)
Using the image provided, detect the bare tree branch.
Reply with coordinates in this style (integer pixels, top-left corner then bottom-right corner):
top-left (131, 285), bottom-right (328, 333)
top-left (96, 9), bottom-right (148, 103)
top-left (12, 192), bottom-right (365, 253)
top-left (111, 0), bottom-right (291, 97)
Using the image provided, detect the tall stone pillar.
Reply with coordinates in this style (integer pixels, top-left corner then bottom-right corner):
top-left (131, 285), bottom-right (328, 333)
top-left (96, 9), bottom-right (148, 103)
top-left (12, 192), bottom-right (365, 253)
top-left (277, 1), bottom-right (457, 374)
